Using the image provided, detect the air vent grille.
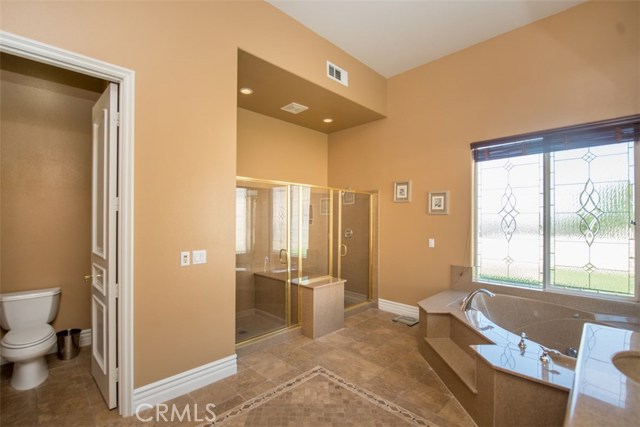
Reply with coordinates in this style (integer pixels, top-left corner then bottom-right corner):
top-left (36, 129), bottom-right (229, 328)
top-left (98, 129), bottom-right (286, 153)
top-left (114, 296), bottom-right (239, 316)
top-left (327, 61), bottom-right (349, 87)
top-left (280, 102), bottom-right (309, 115)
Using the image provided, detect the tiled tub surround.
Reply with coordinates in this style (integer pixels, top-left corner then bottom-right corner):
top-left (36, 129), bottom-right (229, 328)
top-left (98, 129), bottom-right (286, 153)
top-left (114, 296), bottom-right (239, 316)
top-left (418, 290), bottom-right (639, 427)
top-left (565, 323), bottom-right (639, 427)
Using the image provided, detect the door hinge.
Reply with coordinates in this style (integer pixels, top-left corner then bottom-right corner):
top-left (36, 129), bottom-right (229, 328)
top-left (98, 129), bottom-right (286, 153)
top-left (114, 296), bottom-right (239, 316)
top-left (112, 197), bottom-right (120, 211)
top-left (114, 283), bottom-right (120, 298)
top-left (114, 368), bottom-right (119, 382)
top-left (114, 112), bottom-right (121, 127)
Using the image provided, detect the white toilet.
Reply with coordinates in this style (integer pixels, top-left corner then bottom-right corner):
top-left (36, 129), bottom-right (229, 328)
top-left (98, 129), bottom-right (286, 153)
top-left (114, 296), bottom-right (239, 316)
top-left (0, 287), bottom-right (61, 390)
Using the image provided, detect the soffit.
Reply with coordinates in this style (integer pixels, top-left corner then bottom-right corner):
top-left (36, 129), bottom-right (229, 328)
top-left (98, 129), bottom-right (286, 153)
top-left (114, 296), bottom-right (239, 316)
top-left (237, 50), bottom-right (385, 134)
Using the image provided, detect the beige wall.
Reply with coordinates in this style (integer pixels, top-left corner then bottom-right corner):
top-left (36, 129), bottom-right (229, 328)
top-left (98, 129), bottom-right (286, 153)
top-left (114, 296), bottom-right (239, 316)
top-left (0, 0), bottom-right (386, 387)
top-left (237, 108), bottom-right (329, 186)
top-left (328, 0), bottom-right (640, 306)
top-left (1, 60), bottom-right (101, 333)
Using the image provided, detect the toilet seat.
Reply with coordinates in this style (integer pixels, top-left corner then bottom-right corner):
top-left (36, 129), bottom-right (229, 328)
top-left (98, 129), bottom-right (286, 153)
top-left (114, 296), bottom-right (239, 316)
top-left (1, 325), bottom-right (55, 349)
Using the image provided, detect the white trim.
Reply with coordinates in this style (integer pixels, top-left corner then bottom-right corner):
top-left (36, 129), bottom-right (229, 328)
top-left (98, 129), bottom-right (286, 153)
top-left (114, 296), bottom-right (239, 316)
top-left (80, 329), bottom-right (92, 347)
top-left (132, 355), bottom-right (237, 413)
top-left (0, 31), bottom-right (136, 416)
top-left (378, 298), bottom-right (419, 319)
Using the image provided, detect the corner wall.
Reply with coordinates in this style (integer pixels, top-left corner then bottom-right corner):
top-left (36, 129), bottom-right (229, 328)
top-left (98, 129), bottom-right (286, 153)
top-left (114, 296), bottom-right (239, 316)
top-left (328, 0), bottom-right (640, 306)
top-left (237, 108), bottom-right (328, 186)
top-left (0, 0), bottom-right (386, 388)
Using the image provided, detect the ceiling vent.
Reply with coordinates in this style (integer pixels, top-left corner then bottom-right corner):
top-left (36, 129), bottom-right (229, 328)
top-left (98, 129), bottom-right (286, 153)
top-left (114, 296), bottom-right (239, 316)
top-left (280, 102), bottom-right (309, 115)
top-left (327, 61), bottom-right (349, 87)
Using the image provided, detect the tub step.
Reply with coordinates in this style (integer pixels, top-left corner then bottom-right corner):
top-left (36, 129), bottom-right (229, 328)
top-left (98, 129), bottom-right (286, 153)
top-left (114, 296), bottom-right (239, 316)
top-left (425, 337), bottom-right (477, 394)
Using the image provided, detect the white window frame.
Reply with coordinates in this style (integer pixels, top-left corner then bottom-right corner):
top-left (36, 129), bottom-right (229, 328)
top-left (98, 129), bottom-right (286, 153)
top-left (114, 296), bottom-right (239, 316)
top-left (472, 140), bottom-right (639, 303)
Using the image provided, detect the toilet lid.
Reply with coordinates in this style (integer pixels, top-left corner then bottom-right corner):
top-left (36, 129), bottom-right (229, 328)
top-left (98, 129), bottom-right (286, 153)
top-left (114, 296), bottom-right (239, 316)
top-left (1, 325), bottom-right (55, 349)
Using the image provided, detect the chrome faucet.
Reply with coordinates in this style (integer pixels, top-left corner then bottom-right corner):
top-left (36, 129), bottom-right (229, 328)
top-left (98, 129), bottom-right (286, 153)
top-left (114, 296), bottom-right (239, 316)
top-left (459, 288), bottom-right (495, 311)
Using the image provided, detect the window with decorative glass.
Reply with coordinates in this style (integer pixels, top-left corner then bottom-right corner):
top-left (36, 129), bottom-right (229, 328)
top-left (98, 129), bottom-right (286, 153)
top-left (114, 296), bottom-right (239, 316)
top-left (472, 115), bottom-right (639, 300)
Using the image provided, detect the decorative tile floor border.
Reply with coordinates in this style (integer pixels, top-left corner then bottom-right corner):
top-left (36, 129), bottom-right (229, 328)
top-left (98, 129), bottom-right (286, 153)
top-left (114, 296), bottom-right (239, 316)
top-left (203, 365), bottom-right (438, 427)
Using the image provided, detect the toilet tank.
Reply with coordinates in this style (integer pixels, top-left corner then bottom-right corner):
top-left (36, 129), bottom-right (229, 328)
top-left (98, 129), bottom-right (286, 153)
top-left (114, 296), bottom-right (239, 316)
top-left (0, 287), bottom-right (61, 330)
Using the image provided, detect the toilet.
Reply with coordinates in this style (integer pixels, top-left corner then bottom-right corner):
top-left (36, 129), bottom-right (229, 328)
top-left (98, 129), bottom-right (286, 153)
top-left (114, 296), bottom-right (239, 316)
top-left (0, 287), bottom-right (61, 390)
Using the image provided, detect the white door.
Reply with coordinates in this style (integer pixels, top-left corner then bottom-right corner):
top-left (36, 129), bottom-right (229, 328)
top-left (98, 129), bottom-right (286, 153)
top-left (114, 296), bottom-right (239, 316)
top-left (91, 83), bottom-right (119, 409)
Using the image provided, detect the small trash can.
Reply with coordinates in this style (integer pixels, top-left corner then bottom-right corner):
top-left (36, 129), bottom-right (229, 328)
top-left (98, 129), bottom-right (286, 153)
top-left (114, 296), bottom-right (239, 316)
top-left (56, 328), bottom-right (81, 360)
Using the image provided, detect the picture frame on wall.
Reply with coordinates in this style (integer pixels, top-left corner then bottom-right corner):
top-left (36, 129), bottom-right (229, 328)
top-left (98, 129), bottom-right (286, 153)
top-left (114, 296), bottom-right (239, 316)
top-left (428, 191), bottom-right (449, 215)
top-left (393, 181), bottom-right (411, 203)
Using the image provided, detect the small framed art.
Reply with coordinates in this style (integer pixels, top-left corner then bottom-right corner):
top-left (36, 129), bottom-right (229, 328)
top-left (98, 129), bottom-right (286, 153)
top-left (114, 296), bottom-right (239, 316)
top-left (428, 191), bottom-right (449, 215)
top-left (393, 181), bottom-right (411, 203)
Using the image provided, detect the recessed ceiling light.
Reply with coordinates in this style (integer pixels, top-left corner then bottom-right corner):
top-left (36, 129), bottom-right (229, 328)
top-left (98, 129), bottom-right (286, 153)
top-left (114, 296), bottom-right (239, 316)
top-left (323, 118), bottom-right (334, 123)
top-left (239, 87), bottom-right (253, 95)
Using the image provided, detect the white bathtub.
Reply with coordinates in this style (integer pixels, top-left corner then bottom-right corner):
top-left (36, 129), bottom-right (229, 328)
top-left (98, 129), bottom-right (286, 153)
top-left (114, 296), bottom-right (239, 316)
top-left (467, 292), bottom-right (639, 356)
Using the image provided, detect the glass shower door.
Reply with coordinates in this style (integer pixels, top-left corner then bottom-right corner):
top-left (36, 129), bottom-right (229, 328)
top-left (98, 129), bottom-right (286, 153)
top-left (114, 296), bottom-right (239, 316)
top-left (235, 180), bottom-right (289, 342)
top-left (334, 191), bottom-right (372, 308)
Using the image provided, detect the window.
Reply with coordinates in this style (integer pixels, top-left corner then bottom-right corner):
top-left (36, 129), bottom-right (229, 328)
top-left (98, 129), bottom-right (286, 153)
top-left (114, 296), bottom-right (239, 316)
top-left (473, 115), bottom-right (639, 299)
top-left (272, 186), bottom-right (311, 257)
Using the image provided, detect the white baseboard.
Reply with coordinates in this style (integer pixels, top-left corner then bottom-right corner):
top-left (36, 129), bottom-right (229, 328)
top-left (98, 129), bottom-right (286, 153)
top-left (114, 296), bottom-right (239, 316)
top-left (79, 329), bottom-right (92, 347)
top-left (132, 354), bottom-right (237, 413)
top-left (378, 298), bottom-right (419, 319)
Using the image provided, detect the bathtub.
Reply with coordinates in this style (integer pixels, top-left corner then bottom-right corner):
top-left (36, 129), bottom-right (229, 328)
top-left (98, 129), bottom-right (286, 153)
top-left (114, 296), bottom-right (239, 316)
top-left (418, 290), bottom-right (639, 426)
top-left (466, 292), bottom-right (639, 356)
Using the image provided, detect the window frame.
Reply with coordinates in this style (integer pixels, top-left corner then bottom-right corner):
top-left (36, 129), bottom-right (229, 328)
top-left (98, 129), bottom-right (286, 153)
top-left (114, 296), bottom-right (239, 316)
top-left (471, 118), bottom-right (639, 303)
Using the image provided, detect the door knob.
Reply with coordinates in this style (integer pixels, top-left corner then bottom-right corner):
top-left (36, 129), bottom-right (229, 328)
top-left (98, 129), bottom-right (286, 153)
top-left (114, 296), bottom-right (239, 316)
top-left (84, 275), bottom-right (93, 284)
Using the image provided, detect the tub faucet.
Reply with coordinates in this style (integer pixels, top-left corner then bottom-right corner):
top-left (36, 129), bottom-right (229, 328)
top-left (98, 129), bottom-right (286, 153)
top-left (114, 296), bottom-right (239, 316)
top-left (460, 288), bottom-right (495, 311)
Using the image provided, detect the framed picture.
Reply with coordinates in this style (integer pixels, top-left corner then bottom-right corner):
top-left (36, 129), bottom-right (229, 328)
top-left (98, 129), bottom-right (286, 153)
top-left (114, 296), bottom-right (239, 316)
top-left (320, 198), bottom-right (330, 215)
top-left (342, 191), bottom-right (355, 205)
top-left (428, 191), bottom-right (449, 215)
top-left (393, 181), bottom-right (411, 203)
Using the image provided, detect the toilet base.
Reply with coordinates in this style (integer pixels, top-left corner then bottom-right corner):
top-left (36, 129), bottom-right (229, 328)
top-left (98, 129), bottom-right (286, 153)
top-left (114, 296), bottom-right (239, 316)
top-left (11, 357), bottom-right (49, 390)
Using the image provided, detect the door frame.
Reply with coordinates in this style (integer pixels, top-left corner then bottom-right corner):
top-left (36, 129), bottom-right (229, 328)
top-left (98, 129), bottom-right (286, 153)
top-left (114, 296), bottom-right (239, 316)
top-left (0, 31), bottom-right (135, 417)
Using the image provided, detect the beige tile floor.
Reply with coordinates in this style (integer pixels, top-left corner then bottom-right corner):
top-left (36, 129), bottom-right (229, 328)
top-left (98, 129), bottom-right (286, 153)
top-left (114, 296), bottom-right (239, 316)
top-left (0, 308), bottom-right (476, 427)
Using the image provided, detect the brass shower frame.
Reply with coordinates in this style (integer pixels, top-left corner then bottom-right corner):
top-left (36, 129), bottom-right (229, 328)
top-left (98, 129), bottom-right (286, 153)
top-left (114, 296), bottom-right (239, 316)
top-left (236, 176), bottom-right (375, 336)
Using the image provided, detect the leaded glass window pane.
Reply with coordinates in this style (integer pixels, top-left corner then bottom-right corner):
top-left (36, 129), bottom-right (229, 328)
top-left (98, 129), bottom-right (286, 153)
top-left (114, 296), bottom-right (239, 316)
top-left (476, 154), bottom-right (544, 287)
top-left (550, 142), bottom-right (635, 296)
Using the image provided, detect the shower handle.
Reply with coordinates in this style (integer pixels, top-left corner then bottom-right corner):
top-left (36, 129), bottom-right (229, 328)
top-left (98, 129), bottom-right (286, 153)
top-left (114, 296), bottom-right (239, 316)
top-left (279, 249), bottom-right (288, 264)
top-left (340, 244), bottom-right (348, 257)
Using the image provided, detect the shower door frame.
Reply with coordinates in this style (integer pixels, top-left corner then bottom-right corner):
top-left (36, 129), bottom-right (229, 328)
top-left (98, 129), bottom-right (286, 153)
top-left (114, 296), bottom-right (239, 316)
top-left (235, 177), bottom-right (375, 344)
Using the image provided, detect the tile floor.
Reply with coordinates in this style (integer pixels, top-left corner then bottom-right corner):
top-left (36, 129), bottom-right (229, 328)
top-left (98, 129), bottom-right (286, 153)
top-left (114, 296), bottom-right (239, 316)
top-left (0, 308), bottom-right (476, 427)
top-left (235, 311), bottom-right (286, 342)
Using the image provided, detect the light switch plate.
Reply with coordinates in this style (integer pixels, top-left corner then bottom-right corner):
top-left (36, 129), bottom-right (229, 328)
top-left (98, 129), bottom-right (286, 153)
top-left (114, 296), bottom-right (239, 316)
top-left (192, 249), bottom-right (207, 265)
top-left (428, 238), bottom-right (435, 248)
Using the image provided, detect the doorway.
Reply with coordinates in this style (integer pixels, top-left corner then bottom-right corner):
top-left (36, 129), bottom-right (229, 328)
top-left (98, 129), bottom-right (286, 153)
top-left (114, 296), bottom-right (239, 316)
top-left (0, 31), bottom-right (135, 416)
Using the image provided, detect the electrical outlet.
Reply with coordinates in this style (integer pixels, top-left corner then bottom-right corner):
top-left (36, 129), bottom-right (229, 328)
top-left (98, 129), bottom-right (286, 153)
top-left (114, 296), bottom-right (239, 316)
top-left (192, 250), bottom-right (207, 265)
top-left (180, 251), bottom-right (190, 266)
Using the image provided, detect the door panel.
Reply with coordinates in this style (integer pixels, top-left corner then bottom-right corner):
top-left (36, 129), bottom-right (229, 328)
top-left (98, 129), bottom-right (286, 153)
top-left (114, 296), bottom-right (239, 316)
top-left (235, 181), bottom-right (289, 342)
top-left (91, 83), bottom-right (118, 409)
top-left (335, 191), bottom-right (371, 308)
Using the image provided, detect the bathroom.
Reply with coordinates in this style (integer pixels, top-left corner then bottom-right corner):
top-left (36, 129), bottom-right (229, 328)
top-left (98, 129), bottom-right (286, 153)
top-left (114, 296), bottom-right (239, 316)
top-left (0, 53), bottom-right (109, 400)
top-left (0, 1), bottom-right (638, 425)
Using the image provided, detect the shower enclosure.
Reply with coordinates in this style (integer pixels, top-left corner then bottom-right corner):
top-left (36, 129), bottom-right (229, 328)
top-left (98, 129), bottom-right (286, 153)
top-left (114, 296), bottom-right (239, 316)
top-left (235, 178), bottom-right (374, 343)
